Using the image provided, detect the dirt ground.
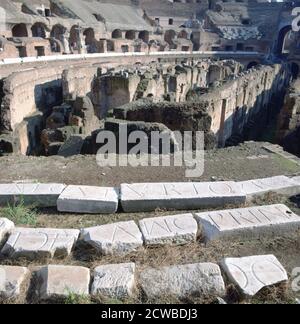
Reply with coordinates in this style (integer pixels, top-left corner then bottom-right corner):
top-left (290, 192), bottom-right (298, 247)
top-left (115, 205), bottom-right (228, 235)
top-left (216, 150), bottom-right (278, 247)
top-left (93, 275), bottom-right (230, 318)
top-left (0, 141), bottom-right (300, 304)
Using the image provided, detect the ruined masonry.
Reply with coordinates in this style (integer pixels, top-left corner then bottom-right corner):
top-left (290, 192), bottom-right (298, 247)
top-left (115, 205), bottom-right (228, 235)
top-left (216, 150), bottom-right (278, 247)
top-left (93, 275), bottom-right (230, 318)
top-left (221, 255), bottom-right (288, 297)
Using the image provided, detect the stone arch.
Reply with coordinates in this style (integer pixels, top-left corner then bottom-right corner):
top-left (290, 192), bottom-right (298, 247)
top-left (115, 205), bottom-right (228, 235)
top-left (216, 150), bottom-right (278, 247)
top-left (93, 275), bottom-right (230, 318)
top-left (178, 30), bottom-right (188, 39)
top-left (125, 30), bottom-right (136, 40)
top-left (12, 23), bottom-right (28, 37)
top-left (138, 30), bottom-right (149, 43)
top-left (51, 24), bottom-right (66, 40)
top-left (31, 22), bottom-right (47, 38)
top-left (164, 30), bottom-right (176, 44)
top-left (112, 29), bottom-right (122, 39)
top-left (83, 28), bottom-right (96, 53)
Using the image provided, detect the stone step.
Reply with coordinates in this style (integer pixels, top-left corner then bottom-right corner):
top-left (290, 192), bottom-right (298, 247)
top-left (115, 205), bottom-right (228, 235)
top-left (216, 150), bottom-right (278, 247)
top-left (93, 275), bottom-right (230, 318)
top-left (195, 204), bottom-right (300, 242)
top-left (57, 185), bottom-right (119, 214)
top-left (120, 181), bottom-right (246, 213)
top-left (1, 227), bottom-right (80, 259)
top-left (0, 183), bottom-right (66, 207)
top-left (239, 176), bottom-right (300, 201)
top-left (221, 255), bottom-right (288, 297)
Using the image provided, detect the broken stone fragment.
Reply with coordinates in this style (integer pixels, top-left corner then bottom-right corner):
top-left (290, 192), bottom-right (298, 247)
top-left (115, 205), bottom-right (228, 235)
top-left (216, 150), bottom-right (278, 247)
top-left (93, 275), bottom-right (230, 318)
top-left (140, 263), bottom-right (225, 300)
top-left (0, 265), bottom-right (29, 300)
top-left (0, 217), bottom-right (14, 243)
top-left (221, 255), bottom-right (288, 297)
top-left (91, 263), bottom-right (136, 299)
top-left (81, 221), bottom-right (143, 255)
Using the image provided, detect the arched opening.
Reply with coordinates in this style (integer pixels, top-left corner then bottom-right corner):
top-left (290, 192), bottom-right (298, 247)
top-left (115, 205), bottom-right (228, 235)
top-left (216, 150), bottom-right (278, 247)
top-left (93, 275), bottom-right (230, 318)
top-left (138, 30), bottom-right (149, 43)
top-left (112, 29), bottom-right (122, 39)
top-left (276, 25), bottom-right (293, 55)
top-left (12, 23), bottom-right (28, 37)
top-left (125, 30), bottom-right (136, 40)
top-left (247, 61), bottom-right (258, 70)
top-left (291, 62), bottom-right (299, 79)
top-left (51, 24), bottom-right (65, 40)
top-left (83, 28), bottom-right (96, 53)
top-left (178, 30), bottom-right (188, 39)
top-left (50, 39), bottom-right (61, 53)
top-left (31, 23), bottom-right (47, 38)
top-left (164, 30), bottom-right (176, 45)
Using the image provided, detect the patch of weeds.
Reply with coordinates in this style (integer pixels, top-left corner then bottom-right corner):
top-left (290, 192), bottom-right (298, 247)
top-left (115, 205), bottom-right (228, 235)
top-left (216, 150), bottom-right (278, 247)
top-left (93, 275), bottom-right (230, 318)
top-left (64, 291), bottom-right (91, 304)
top-left (1, 198), bottom-right (37, 226)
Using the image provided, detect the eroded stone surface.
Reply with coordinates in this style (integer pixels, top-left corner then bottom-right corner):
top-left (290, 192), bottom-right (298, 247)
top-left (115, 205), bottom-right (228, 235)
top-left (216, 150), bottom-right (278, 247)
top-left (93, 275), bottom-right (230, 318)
top-left (38, 265), bottom-right (90, 300)
top-left (292, 176), bottom-right (300, 185)
top-left (121, 182), bottom-right (246, 212)
top-left (91, 263), bottom-right (136, 299)
top-left (0, 183), bottom-right (66, 207)
top-left (195, 204), bottom-right (300, 242)
top-left (0, 266), bottom-right (29, 299)
top-left (1, 228), bottom-right (80, 259)
top-left (140, 263), bottom-right (225, 299)
top-left (81, 221), bottom-right (143, 255)
top-left (221, 255), bottom-right (288, 297)
top-left (239, 176), bottom-right (300, 200)
top-left (0, 218), bottom-right (14, 243)
top-left (57, 185), bottom-right (119, 214)
top-left (139, 214), bottom-right (198, 246)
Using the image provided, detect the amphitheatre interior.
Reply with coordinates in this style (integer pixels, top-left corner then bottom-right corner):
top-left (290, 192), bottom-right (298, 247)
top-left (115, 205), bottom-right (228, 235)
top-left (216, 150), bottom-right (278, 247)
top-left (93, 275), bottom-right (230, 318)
top-left (0, 0), bottom-right (300, 305)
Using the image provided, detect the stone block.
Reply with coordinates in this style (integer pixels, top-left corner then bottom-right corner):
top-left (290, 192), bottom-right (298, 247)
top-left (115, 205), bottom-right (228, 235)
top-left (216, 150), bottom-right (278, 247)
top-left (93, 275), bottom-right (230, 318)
top-left (195, 204), bottom-right (300, 242)
top-left (1, 228), bottom-right (80, 259)
top-left (0, 266), bottom-right (29, 299)
top-left (91, 263), bottom-right (136, 299)
top-left (57, 185), bottom-right (119, 214)
top-left (139, 213), bottom-right (198, 246)
top-left (121, 182), bottom-right (246, 212)
top-left (37, 265), bottom-right (90, 300)
top-left (81, 221), bottom-right (143, 255)
top-left (0, 218), bottom-right (14, 243)
top-left (0, 183), bottom-right (66, 207)
top-left (140, 263), bottom-right (225, 300)
top-left (221, 255), bottom-right (288, 297)
top-left (239, 176), bottom-right (300, 201)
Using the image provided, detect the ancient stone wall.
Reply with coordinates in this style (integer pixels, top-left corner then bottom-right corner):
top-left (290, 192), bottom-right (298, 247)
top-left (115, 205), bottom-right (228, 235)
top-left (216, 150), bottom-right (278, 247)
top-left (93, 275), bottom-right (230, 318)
top-left (0, 66), bottom-right (63, 132)
top-left (113, 63), bottom-right (291, 147)
top-left (277, 78), bottom-right (300, 156)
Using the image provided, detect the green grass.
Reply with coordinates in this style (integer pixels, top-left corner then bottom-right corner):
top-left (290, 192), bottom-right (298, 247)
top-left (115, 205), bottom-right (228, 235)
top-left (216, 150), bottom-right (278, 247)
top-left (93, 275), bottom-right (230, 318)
top-left (1, 198), bottom-right (38, 226)
top-left (64, 291), bottom-right (91, 304)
